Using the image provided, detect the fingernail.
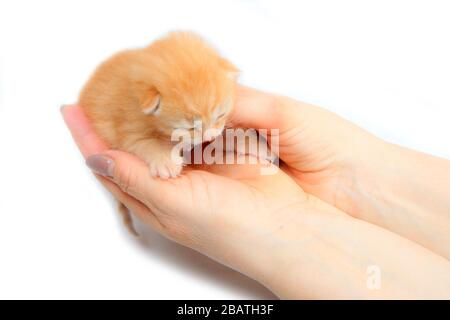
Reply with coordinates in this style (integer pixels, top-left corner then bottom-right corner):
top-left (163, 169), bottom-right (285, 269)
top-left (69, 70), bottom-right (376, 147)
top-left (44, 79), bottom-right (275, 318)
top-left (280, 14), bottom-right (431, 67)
top-left (86, 155), bottom-right (115, 177)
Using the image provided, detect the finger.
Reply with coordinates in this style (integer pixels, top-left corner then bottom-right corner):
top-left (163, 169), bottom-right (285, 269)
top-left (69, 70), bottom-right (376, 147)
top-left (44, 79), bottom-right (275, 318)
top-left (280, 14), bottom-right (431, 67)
top-left (62, 105), bottom-right (164, 231)
top-left (229, 85), bottom-right (317, 144)
top-left (229, 85), bottom-right (282, 130)
top-left (195, 158), bottom-right (301, 196)
top-left (62, 105), bottom-right (224, 218)
top-left (97, 176), bottom-right (166, 234)
top-left (85, 150), bottom-right (196, 213)
top-left (61, 104), bottom-right (108, 157)
top-left (191, 157), bottom-right (274, 180)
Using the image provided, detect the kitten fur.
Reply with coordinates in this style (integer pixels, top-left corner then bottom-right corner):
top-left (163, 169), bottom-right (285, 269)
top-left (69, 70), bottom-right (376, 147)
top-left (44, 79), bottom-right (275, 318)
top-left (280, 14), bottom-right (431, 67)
top-left (79, 31), bottom-right (238, 179)
top-left (79, 31), bottom-right (238, 235)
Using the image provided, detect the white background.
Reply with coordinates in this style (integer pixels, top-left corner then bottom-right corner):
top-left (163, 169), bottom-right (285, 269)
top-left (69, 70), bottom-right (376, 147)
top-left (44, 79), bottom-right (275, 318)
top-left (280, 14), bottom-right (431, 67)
top-left (0, 0), bottom-right (449, 299)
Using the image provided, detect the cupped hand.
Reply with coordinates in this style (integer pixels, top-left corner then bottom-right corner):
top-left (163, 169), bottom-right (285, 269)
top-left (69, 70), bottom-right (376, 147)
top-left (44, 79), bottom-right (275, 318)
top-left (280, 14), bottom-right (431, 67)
top-left (62, 102), bottom-right (450, 299)
top-left (62, 104), bottom-right (312, 287)
top-left (231, 86), bottom-right (450, 260)
top-left (230, 86), bottom-right (384, 218)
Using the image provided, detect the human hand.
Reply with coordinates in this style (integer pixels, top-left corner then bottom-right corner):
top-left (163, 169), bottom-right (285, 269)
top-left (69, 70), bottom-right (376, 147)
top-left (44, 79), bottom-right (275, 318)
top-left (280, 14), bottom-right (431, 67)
top-left (61, 104), bottom-right (310, 293)
top-left (231, 86), bottom-right (450, 260)
top-left (230, 86), bottom-right (382, 215)
top-left (62, 103), bottom-right (450, 299)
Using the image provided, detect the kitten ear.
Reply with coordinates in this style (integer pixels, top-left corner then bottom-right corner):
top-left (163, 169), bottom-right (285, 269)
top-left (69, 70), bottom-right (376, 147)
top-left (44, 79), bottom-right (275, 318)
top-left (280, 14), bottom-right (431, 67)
top-left (140, 87), bottom-right (161, 115)
top-left (219, 58), bottom-right (240, 80)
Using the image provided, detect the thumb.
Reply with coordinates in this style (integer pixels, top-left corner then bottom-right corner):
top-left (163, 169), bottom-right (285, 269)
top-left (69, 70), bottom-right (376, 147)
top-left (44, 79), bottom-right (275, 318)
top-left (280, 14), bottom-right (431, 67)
top-left (230, 85), bottom-right (282, 130)
top-left (231, 85), bottom-right (311, 138)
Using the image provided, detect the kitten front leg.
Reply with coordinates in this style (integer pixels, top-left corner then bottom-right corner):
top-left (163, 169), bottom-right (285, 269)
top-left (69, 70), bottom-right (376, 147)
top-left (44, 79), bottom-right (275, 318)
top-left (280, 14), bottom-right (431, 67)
top-left (125, 138), bottom-right (183, 179)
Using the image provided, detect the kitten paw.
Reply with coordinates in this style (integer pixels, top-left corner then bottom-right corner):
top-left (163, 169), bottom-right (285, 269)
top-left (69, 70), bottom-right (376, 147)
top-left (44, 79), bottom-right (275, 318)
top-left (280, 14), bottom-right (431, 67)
top-left (148, 155), bottom-right (183, 179)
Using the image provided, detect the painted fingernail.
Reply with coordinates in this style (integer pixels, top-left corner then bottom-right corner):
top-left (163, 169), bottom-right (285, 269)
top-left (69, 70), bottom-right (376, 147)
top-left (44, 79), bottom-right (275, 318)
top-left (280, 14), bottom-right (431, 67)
top-left (86, 155), bottom-right (115, 177)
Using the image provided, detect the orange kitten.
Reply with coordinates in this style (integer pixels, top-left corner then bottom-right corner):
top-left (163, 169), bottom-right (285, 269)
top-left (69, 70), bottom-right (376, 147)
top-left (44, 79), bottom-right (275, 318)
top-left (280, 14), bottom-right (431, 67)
top-left (79, 31), bottom-right (238, 179)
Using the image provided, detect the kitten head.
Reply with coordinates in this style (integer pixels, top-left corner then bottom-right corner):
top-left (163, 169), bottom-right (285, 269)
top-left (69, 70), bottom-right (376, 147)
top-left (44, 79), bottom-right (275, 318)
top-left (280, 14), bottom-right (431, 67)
top-left (135, 31), bottom-right (238, 145)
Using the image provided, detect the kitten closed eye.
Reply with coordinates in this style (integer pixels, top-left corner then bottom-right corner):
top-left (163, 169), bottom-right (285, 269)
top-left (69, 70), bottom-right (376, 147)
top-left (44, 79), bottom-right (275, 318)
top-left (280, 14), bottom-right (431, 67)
top-left (78, 30), bottom-right (239, 234)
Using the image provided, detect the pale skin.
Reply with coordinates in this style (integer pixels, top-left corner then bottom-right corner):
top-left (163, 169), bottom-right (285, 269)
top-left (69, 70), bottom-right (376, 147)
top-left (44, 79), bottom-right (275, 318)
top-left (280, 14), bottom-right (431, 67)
top-left (125, 138), bottom-right (184, 179)
top-left (62, 86), bottom-right (450, 299)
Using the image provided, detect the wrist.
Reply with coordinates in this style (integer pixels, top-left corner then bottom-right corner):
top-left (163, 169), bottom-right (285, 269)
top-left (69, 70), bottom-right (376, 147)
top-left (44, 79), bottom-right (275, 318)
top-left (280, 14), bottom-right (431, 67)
top-left (341, 139), bottom-right (450, 259)
top-left (205, 196), bottom-right (349, 298)
top-left (250, 195), bottom-right (450, 299)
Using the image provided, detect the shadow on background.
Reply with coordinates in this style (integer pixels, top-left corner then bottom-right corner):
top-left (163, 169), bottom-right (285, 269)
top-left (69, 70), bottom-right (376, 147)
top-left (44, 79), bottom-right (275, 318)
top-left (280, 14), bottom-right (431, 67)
top-left (128, 217), bottom-right (277, 299)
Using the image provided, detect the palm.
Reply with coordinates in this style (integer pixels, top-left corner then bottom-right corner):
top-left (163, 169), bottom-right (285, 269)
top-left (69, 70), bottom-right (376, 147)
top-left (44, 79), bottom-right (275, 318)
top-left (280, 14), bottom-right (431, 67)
top-left (153, 161), bottom-right (306, 243)
top-left (63, 105), bottom-right (306, 245)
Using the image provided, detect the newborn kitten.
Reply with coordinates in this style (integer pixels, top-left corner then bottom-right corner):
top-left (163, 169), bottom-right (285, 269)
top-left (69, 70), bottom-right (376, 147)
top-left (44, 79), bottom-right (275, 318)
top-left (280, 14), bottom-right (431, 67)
top-left (79, 31), bottom-right (238, 179)
top-left (79, 32), bottom-right (238, 235)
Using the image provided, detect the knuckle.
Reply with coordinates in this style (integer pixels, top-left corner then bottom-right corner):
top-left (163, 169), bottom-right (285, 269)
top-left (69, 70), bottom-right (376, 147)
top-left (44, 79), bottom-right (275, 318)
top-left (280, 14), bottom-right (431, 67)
top-left (115, 165), bottom-right (136, 195)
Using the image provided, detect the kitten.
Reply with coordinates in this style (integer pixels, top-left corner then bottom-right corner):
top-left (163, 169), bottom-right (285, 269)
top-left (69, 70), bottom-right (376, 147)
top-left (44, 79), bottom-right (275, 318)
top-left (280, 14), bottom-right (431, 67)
top-left (79, 31), bottom-right (238, 235)
top-left (79, 31), bottom-right (238, 179)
